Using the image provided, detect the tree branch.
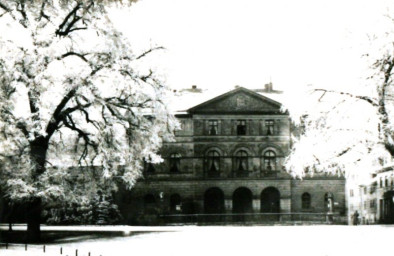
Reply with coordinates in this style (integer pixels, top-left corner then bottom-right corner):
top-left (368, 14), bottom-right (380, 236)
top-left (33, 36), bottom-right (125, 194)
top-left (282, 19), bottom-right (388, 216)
top-left (313, 89), bottom-right (379, 107)
top-left (136, 47), bottom-right (165, 60)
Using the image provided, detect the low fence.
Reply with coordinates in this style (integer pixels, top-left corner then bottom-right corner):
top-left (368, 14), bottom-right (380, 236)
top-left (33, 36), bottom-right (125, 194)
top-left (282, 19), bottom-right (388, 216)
top-left (158, 212), bottom-right (347, 225)
top-left (0, 243), bottom-right (98, 256)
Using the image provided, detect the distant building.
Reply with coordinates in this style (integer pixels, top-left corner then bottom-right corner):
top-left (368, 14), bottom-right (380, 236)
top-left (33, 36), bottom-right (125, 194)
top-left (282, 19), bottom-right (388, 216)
top-left (347, 166), bottom-right (394, 225)
top-left (116, 86), bottom-right (346, 225)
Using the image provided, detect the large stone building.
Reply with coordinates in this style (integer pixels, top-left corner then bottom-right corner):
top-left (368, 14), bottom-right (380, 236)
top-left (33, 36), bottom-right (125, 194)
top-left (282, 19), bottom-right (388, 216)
top-left (117, 86), bottom-right (346, 225)
top-left (347, 166), bottom-right (394, 225)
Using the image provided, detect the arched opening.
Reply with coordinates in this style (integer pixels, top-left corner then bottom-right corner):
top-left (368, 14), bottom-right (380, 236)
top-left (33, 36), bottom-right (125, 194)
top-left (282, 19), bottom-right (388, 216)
top-left (263, 150), bottom-right (276, 171)
top-left (170, 194), bottom-right (181, 212)
top-left (169, 153), bottom-right (181, 173)
top-left (206, 150), bottom-right (220, 177)
top-left (234, 150), bottom-right (248, 177)
top-left (144, 194), bottom-right (156, 214)
top-left (261, 187), bottom-right (280, 221)
top-left (232, 187), bottom-right (253, 221)
top-left (204, 187), bottom-right (225, 222)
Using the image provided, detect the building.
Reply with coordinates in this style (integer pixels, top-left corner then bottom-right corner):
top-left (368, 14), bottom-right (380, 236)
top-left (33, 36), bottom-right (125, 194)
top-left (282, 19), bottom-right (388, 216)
top-left (347, 166), bottom-right (394, 224)
top-left (116, 86), bottom-right (346, 225)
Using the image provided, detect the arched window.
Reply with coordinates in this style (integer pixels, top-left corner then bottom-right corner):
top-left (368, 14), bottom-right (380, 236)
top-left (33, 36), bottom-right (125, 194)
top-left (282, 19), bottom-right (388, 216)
top-left (302, 193), bottom-right (311, 209)
top-left (206, 150), bottom-right (220, 177)
top-left (169, 153), bottom-right (181, 173)
top-left (235, 150), bottom-right (248, 175)
top-left (143, 158), bottom-right (155, 174)
top-left (264, 150), bottom-right (276, 171)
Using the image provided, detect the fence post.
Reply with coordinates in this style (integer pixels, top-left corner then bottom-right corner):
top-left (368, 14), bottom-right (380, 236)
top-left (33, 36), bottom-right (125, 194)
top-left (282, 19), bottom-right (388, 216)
top-left (44, 245), bottom-right (46, 253)
top-left (25, 244), bottom-right (27, 251)
top-left (60, 247), bottom-right (63, 254)
top-left (75, 249), bottom-right (78, 256)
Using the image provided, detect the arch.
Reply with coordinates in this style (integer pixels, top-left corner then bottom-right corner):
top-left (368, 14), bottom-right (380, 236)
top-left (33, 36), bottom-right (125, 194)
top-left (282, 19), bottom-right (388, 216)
top-left (204, 187), bottom-right (225, 214)
top-left (144, 194), bottom-right (156, 214)
top-left (261, 187), bottom-right (280, 221)
top-left (263, 150), bottom-right (276, 171)
top-left (205, 150), bottom-right (221, 177)
top-left (302, 192), bottom-right (311, 210)
top-left (170, 194), bottom-right (181, 212)
top-left (259, 144), bottom-right (285, 157)
top-left (204, 187), bottom-right (225, 222)
top-left (203, 145), bottom-right (225, 156)
top-left (233, 187), bottom-right (253, 221)
top-left (230, 145), bottom-right (254, 156)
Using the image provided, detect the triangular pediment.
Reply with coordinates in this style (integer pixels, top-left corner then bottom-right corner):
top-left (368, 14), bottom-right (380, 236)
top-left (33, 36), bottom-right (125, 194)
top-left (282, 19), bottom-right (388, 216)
top-left (188, 87), bottom-right (282, 114)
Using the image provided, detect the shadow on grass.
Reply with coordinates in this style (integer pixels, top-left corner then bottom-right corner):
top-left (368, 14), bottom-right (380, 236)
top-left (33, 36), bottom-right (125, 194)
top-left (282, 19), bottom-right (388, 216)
top-left (0, 230), bottom-right (150, 244)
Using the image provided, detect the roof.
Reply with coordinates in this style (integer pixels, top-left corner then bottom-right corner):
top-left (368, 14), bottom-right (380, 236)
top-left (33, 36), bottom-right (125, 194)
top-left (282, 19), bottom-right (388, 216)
top-left (168, 86), bottom-right (285, 114)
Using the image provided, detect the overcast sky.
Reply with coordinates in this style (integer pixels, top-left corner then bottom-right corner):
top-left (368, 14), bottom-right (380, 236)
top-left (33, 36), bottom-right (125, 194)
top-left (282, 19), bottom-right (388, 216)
top-left (110, 0), bottom-right (393, 91)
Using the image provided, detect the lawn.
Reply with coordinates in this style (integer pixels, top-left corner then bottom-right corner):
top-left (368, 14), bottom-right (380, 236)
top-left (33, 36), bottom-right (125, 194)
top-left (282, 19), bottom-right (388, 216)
top-left (0, 225), bottom-right (391, 256)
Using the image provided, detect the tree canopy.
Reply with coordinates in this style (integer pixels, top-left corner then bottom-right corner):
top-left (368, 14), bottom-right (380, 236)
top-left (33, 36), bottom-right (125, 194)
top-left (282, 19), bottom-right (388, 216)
top-left (0, 0), bottom-right (176, 213)
top-left (284, 19), bottom-right (394, 182)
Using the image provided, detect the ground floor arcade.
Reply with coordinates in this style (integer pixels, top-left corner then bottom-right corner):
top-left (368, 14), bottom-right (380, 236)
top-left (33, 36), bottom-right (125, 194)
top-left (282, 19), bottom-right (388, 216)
top-left (116, 178), bottom-right (346, 225)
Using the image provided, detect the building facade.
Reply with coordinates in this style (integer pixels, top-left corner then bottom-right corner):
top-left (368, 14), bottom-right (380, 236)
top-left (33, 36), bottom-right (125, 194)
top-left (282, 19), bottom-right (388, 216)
top-left (347, 166), bottom-right (394, 225)
top-left (117, 87), bottom-right (346, 225)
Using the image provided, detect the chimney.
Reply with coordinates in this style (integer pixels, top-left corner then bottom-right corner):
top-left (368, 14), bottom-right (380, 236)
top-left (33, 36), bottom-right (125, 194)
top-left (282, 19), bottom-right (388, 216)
top-left (264, 82), bottom-right (273, 92)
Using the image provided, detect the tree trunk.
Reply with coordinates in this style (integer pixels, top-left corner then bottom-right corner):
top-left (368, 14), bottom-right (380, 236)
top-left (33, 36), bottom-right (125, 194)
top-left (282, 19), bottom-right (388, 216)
top-left (26, 198), bottom-right (42, 242)
top-left (26, 136), bottom-right (49, 242)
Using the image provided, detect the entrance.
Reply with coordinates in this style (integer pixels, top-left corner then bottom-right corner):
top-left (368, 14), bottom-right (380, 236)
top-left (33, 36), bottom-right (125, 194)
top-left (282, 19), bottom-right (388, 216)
top-left (204, 187), bottom-right (225, 222)
top-left (232, 187), bottom-right (253, 221)
top-left (260, 187), bottom-right (280, 221)
top-left (383, 191), bottom-right (394, 224)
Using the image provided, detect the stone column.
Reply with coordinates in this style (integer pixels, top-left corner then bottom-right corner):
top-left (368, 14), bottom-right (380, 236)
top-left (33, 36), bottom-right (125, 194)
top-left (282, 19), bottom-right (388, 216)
top-left (225, 199), bottom-right (233, 213)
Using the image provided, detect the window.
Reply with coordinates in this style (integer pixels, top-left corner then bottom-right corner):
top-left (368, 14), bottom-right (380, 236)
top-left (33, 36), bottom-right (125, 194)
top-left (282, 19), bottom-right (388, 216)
top-left (380, 178), bottom-right (383, 188)
top-left (350, 189), bottom-right (354, 197)
top-left (302, 193), bottom-right (311, 209)
top-left (265, 120), bottom-right (275, 135)
top-left (169, 153), bottom-right (181, 173)
top-left (208, 120), bottom-right (219, 135)
top-left (370, 199), bottom-right (376, 208)
top-left (144, 162), bottom-right (155, 174)
top-left (237, 120), bottom-right (246, 135)
top-left (207, 150), bottom-right (220, 176)
top-left (385, 177), bottom-right (388, 187)
top-left (363, 186), bottom-right (367, 195)
top-left (263, 150), bottom-right (276, 171)
top-left (143, 157), bottom-right (155, 174)
top-left (235, 150), bottom-right (248, 172)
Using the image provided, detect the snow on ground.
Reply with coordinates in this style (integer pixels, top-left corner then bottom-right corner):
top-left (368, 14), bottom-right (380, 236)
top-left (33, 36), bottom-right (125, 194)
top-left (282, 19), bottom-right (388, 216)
top-left (1, 225), bottom-right (392, 256)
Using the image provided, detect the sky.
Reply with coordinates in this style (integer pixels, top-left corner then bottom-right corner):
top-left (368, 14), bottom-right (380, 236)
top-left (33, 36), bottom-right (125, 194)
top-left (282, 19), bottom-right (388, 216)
top-left (110, 0), bottom-right (393, 92)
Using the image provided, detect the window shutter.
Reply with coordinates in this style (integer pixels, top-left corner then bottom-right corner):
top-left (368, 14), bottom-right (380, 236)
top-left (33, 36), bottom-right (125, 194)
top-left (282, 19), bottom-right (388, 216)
top-left (218, 120), bottom-right (222, 135)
